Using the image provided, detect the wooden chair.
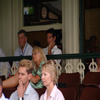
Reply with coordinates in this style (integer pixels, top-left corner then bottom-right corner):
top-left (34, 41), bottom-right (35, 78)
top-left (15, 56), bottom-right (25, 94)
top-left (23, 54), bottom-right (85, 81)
top-left (82, 72), bottom-right (100, 85)
top-left (58, 72), bottom-right (81, 89)
top-left (0, 75), bottom-right (5, 81)
top-left (59, 87), bottom-right (76, 100)
top-left (77, 84), bottom-right (99, 100)
top-left (80, 87), bottom-right (100, 100)
top-left (77, 72), bottom-right (100, 100)
top-left (3, 88), bottom-right (16, 98)
top-left (35, 87), bottom-right (46, 98)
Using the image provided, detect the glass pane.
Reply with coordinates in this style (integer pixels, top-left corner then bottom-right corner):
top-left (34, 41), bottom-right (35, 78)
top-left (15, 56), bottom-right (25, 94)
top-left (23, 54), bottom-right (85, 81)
top-left (23, 0), bottom-right (62, 26)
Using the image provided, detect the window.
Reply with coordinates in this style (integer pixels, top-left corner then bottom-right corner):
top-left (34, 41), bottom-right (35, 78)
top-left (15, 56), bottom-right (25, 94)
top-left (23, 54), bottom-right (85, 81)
top-left (23, 0), bottom-right (62, 26)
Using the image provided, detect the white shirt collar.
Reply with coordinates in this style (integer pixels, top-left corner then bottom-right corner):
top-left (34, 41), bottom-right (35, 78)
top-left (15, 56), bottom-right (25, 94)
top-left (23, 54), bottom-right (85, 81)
top-left (24, 83), bottom-right (31, 95)
top-left (44, 85), bottom-right (57, 99)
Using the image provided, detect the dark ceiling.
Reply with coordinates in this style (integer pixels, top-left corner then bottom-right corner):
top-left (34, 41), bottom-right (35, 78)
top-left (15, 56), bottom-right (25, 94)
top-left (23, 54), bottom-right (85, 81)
top-left (24, 0), bottom-right (100, 9)
top-left (24, 0), bottom-right (58, 6)
top-left (85, 0), bottom-right (100, 9)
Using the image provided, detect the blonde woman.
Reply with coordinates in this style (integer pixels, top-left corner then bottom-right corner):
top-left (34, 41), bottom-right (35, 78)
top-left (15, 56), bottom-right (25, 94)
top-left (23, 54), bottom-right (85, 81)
top-left (3, 46), bottom-right (47, 89)
top-left (40, 60), bottom-right (65, 100)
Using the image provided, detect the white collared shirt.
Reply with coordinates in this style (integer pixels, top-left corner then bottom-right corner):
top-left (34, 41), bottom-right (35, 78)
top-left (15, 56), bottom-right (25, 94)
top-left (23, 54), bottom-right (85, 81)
top-left (9, 83), bottom-right (39, 100)
top-left (14, 42), bottom-right (33, 67)
top-left (0, 93), bottom-right (9, 100)
top-left (43, 45), bottom-right (62, 64)
top-left (40, 85), bottom-right (65, 100)
top-left (14, 42), bottom-right (33, 56)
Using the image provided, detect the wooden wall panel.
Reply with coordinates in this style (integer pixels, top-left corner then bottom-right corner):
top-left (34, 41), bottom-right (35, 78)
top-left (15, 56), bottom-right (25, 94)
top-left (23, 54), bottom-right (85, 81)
top-left (85, 8), bottom-right (100, 39)
top-left (27, 31), bottom-right (48, 48)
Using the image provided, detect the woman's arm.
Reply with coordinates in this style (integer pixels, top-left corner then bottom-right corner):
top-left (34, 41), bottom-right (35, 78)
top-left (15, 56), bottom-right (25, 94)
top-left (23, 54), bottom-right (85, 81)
top-left (3, 73), bottom-right (19, 88)
top-left (30, 75), bottom-right (40, 83)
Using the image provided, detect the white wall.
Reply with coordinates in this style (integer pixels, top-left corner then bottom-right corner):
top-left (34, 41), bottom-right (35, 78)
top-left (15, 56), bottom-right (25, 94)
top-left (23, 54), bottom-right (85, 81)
top-left (0, 1), bottom-right (2, 47)
top-left (62, 0), bottom-right (79, 72)
top-left (0, 0), bottom-right (12, 56)
top-left (0, 0), bottom-right (19, 56)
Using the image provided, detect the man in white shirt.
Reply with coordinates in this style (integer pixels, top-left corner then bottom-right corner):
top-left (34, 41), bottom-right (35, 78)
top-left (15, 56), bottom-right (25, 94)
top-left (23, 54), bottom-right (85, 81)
top-left (0, 78), bottom-right (9, 100)
top-left (9, 59), bottom-right (39, 100)
top-left (43, 28), bottom-right (62, 64)
top-left (14, 30), bottom-right (33, 67)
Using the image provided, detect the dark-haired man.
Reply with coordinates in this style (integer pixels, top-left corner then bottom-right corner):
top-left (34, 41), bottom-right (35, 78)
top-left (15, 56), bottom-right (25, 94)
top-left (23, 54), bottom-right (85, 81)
top-left (43, 28), bottom-right (62, 64)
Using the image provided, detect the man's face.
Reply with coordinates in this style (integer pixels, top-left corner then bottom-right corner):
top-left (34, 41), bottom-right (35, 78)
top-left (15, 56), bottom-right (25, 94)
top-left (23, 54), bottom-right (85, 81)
top-left (18, 33), bottom-right (27, 49)
top-left (47, 33), bottom-right (55, 45)
top-left (18, 67), bottom-right (30, 85)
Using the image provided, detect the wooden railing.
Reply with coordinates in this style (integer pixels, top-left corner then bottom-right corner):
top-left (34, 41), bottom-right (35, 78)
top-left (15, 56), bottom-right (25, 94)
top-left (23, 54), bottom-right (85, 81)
top-left (0, 53), bottom-right (100, 80)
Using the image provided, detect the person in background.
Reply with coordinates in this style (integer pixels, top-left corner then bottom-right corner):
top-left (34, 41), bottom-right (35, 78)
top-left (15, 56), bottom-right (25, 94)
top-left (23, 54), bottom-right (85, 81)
top-left (9, 59), bottom-right (39, 100)
top-left (43, 28), bottom-right (62, 64)
top-left (84, 35), bottom-right (100, 73)
top-left (30, 46), bottom-right (47, 88)
top-left (3, 46), bottom-right (47, 89)
top-left (40, 60), bottom-right (65, 100)
top-left (0, 48), bottom-right (11, 77)
top-left (96, 58), bottom-right (100, 72)
top-left (33, 40), bottom-right (41, 47)
top-left (0, 78), bottom-right (8, 100)
top-left (87, 35), bottom-right (100, 53)
top-left (14, 30), bottom-right (33, 67)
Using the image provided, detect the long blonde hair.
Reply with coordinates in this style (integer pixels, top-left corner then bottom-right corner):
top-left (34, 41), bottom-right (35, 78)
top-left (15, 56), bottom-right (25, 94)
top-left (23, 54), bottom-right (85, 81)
top-left (32, 46), bottom-right (47, 70)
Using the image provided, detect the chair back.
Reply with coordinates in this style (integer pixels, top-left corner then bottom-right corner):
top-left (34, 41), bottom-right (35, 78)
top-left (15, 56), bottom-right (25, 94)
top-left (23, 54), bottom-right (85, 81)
top-left (3, 88), bottom-right (16, 98)
top-left (35, 88), bottom-right (46, 97)
top-left (58, 72), bottom-right (81, 88)
top-left (82, 72), bottom-right (100, 85)
top-left (59, 87), bottom-right (76, 100)
top-left (0, 75), bottom-right (5, 81)
top-left (80, 87), bottom-right (100, 100)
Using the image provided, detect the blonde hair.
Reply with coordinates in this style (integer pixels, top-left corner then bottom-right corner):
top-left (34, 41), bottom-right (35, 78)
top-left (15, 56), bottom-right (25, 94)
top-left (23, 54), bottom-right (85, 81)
top-left (42, 60), bottom-right (57, 85)
top-left (32, 46), bottom-right (47, 70)
top-left (19, 59), bottom-right (33, 74)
